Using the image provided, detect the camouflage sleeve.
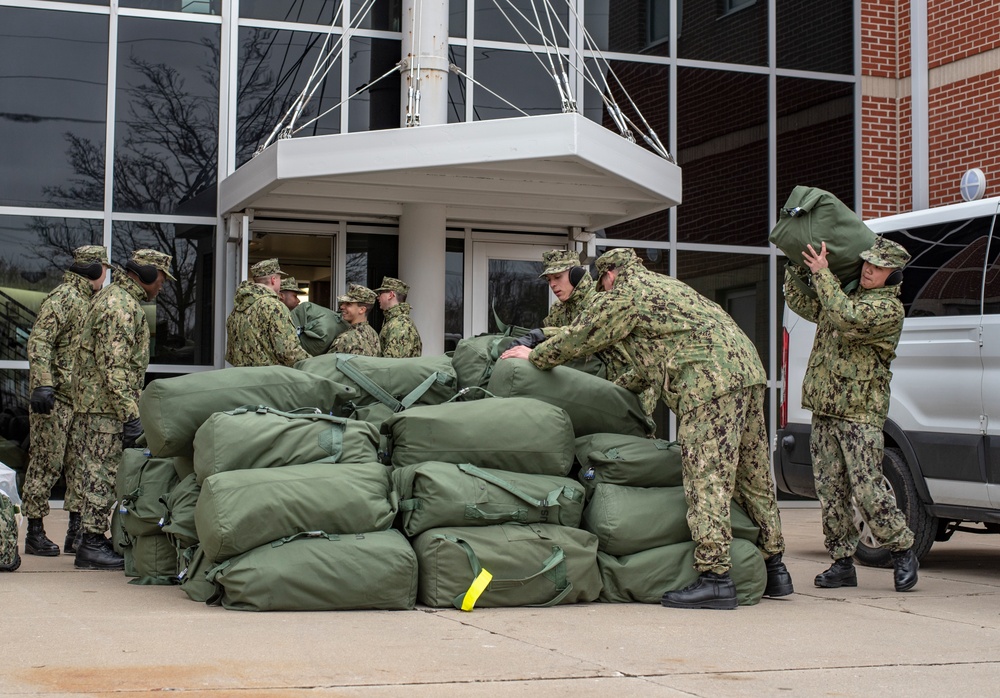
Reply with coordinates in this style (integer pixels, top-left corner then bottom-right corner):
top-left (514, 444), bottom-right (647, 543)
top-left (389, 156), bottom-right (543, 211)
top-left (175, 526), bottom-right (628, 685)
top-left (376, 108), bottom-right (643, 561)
top-left (265, 305), bottom-right (310, 366)
top-left (329, 327), bottom-right (363, 355)
top-left (94, 304), bottom-right (143, 421)
top-left (813, 268), bottom-right (902, 339)
top-left (26, 295), bottom-right (67, 389)
top-left (783, 263), bottom-right (820, 322)
top-left (529, 290), bottom-right (636, 370)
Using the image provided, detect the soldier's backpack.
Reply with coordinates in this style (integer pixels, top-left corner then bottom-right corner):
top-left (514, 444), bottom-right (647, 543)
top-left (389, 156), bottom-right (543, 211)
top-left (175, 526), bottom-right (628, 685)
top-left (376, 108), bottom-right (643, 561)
top-left (574, 433), bottom-right (684, 496)
top-left (768, 185), bottom-right (875, 295)
top-left (290, 302), bottom-right (350, 356)
top-left (412, 523), bottom-right (603, 609)
top-left (206, 530), bottom-right (418, 612)
top-left (487, 358), bottom-right (654, 438)
top-left (0, 464), bottom-right (21, 572)
top-left (392, 461), bottom-right (586, 537)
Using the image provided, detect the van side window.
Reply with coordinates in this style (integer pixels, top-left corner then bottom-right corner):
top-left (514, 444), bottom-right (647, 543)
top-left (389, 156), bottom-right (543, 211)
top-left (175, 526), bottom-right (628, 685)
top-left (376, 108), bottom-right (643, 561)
top-left (882, 215), bottom-right (996, 318)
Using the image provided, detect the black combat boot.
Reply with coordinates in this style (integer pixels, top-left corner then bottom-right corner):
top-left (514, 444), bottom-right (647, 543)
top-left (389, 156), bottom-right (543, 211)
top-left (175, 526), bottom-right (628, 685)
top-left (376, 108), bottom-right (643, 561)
top-left (64, 512), bottom-right (81, 553)
top-left (814, 557), bottom-right (857, 588)
top-left (74, 532), bottom-right (124, 570)
top-left (891, 548), bottom-right (918, 592)
top-left (763, 553), bottom-right (795, 597)
top-left (25, 518), bottom-right (60, 557)
top-left (661, 572), bottom-right (738, 610)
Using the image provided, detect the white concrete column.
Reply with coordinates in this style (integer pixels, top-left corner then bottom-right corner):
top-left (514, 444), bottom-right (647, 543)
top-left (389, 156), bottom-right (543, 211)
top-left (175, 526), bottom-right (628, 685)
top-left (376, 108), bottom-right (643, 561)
top-left (398, 203), bottom-right (447, 356)
top-left (400, 0), bottom-right (450, 127)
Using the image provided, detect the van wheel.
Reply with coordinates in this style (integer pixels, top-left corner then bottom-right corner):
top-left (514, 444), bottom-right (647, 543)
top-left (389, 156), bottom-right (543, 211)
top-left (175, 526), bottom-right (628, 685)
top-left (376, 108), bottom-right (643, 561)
top-left (852, 447), bottom-right (936, 568)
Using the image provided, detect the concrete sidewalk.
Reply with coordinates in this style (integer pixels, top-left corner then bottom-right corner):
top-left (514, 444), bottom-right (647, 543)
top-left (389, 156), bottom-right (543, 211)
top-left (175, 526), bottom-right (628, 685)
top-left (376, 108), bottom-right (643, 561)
top-left (2, 507), bottom-right (999, 697)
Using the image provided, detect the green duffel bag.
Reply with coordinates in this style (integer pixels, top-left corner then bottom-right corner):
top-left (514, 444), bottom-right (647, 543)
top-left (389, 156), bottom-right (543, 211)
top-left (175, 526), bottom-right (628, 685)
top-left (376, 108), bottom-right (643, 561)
top-left (140, 366), bottom-right (359, 458)
top-left (575, 434), bottom-right (683, 495)
top-left (127, 533), bottom-right (177, 586)
top-left (177, 544), bottom-right (217, 603)
top-left (350, 402), bottom-right (396, 429)
top-left (769, 185), bottom-right (875, 294)
top-left (487, 358), bottom-right (653, 438)
top-left (413, 523), bottom-right (602, 609)
top-left (171, 456), bottom-right (195, 480)
top-left (581, 484), bottom-right (761, 557)
top-left (382, 397), bottom-right (576, 476)
top-left (193, 406), bottom-right (380, 484)
top-left (451, 334), bottom-right (518, 398)
top-left (196, 461), bottom-right (396, 562)
top-left (392, 461), bottom-right (586, 537)
top-left (295, 353), bottom-right (457, 410)
top-left (160, 473), bottom-right (200, 550)
top-left (110, 506), bottom-right (129, 557)
top-left (116, 448), bottom-right (179, 539)
top-left (206, 530), bottom-right (418, 612)
top-left (597, 537), bottom-right (766, 605)
top-left (290, 302), bottom-right (350, 356)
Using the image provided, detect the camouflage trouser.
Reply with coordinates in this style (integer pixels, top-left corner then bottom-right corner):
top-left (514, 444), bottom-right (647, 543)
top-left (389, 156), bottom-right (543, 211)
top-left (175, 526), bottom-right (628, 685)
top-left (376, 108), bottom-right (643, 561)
top-left (22, 399), bottom-right (83, 518)
top-left (68, 413), bottom-right (123, 535)
top-left (678, 385), bottom-right (785, 574)
top-left (810, 415), bottom-right (914, 559)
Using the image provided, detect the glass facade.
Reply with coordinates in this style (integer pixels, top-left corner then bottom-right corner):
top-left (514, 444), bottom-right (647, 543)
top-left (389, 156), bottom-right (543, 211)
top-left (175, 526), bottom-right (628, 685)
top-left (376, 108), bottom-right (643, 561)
top-left (0, 0), bottom-right (859, 447)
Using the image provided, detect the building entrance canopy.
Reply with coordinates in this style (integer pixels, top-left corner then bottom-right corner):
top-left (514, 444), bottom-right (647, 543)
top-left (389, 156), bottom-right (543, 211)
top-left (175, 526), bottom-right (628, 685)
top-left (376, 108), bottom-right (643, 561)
top-left (218, 113), bottom-right (681, 232)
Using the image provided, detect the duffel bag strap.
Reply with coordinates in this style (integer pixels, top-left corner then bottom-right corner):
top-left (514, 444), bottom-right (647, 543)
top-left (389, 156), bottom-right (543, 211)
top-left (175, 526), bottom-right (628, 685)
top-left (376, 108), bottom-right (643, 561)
top-left (226, 406), bottom-right (349, 462)
top-left (443, 535), bottom-right (572, 611)
top-left (398, 371), bottom-right (453, 410)
top-left (336, 356), bottom-right (403, 411)
top-left (447, 386), bottom-right (496, 402)
top-left (456, 463), bottom-right (581, 512)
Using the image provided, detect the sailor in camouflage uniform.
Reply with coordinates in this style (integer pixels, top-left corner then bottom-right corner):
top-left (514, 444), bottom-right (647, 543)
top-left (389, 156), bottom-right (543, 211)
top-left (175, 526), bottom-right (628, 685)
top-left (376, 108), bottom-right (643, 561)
top-left (375, 277), bottom-right (422, 358)
top-left (278, 276), bottom-right (302, 312)
top-left (790, 237), bottom-right (918, 592)
top-left (70, 249), bottom-right (174, 570)
top-left (502, 247), bottom-right (792, 609)
top-left (226, 259), bottom-right (309, 367)
top-left (329, 284), bottom-right (381, 356)
top-left (22, 245), bottom-right (109, 557)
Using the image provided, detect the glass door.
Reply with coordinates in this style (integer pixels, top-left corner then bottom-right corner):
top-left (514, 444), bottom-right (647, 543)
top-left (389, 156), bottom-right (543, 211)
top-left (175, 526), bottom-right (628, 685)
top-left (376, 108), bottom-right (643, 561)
top-left (471, 241), bottom-right (556, 336)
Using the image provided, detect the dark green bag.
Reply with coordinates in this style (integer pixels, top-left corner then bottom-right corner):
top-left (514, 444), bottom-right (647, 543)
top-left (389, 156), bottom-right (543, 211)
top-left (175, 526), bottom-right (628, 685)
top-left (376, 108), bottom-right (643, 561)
top-left (575, 434), bottom-right (683, 495)
top-left (597, 538), bottom-right (766, 605)
top-left (126, 533), bottom-right (177, 586)
top-left (206, 530), bottom-right (418, 611)
top-left (160, 473), bottom-right (200, 550)
top-left (451, 334), bottom-right (521, 398)
top-left (487, 358), bottom-right (653, 438)
top-left (116, 448), bottom-right (179, 539)
top-left (140, 366), bottom-right (359, 457)
top-left (413, 523), bottom-right (602, 609)
top-left (193, 406), bottom-right (380, 484)
top-left (769, 185), bottom-right (875, 294)
top-left (581, 484), bottom-right (761, 557)
top-left (382, 397), bottom-right (576, 476)
top-left (295, 353), bottom-right (457, 410)
top-left (177, 544), bottom-right (217, 603)
top-left (196, 461), bottom-right (396, 562)
top-left (392, 461), bottom-right (586, 537)
top-left (290, 302), bottom-right (350, 356)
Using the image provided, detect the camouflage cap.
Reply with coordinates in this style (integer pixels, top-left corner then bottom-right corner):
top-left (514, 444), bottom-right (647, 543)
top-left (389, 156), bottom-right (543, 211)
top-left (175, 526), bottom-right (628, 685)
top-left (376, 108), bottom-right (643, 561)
top-left (250, 258), bottom-right (287, 279)
top-left (595, 248), bottom-right (638, 276)
top-left (73, 245), bottom-right (109, 266)
top-left (860, 237), bottom-right (911, 269)
top-left (131, 249), bottom-right (176, 280)
top-left (374, 276), bottom-right (409, 296)
top-left (279, 276), bottom-right (299, 293)
top-left (337, 283), bottom-right (376, 306)
top-left (538, 249), bottom-right (581, 278)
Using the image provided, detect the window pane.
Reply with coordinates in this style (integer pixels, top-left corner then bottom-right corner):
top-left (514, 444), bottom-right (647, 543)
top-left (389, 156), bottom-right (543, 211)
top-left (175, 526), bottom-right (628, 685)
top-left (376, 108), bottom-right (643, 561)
top-left (777, 1), bottom-right (853, 74)
top-left (776, 77), bottom-right (855, 212)
top-left (679, 0), bottom-right (766, 66)
top-left (237, 27), bottom-right (343, 166)
top-left (445, 237), bottom-right (464, 349)
top-left (585, 0), bottom-right (669, 55)
top-left (348, 38), bottom-right (402, 132)
top-left (472, 49), bottom-right (562, 121)
top-left (121, 1), bottom-right (221, 14)
top-left (114, 17), bottom-right (220, 216)
top-left (487, 259), bottom-right (547, 332)
top-left (448, 45), bottom-right (467, 123)
top-left (352, 0), bottom-right (401, 31)
top-left (240, 0), bottom-right (337, 24)
top-left (345, 232), bottom-right (399, 331)
top-left (0, 7), bottom-right (108, 210)
top-left (112, 221), bottom-right (215, 365)
top-left (0, 369), bottom-right (30, 479)
top-left (0, 215), bottom-right (103, 362)
top-left (450, 0), bottom-right (467, 38)
top-left (474, 0), bottom-right (569, 46)
top-left (677, 68), bottom-right (769, 245)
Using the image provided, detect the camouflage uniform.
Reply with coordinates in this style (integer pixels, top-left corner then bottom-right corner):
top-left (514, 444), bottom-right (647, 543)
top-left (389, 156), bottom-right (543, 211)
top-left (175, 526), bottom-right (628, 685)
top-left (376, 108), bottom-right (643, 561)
top-left (226, 267), bottom-right (309, 367)
top-left (529, 248), bottom-right (784, 573)
top-left (71, 250), bottom-right (171, 536)
top-left (23, 251), bottom-right (105, 520)
top-left (329, 284), bottom-right (381, 357)
top-left (785, 237), bottom-right (915, 559)
top-left (379, 303), bottom-right (422, 358)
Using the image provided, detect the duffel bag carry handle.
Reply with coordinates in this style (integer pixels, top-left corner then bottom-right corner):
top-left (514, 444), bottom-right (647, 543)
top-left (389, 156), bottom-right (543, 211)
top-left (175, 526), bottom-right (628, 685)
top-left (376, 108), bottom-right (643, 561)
top-left (442, 535), bottom-right (573, 611)
top-left (456, 463), bottom-right (582, 513)
top-left (447, 386), bottom-right (497, 402)
top-left (226, 405), bottom-right (348, 463)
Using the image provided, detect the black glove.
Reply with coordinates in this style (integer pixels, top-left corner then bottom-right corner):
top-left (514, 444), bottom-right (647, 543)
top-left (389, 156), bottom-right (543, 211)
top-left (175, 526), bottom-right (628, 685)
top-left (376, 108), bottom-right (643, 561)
top-left (510, 329), bottom-right (546, 349)
top-left (122, 417), bottom-right (143, 449)
top-left (30, 386), bottom-right (56, 415)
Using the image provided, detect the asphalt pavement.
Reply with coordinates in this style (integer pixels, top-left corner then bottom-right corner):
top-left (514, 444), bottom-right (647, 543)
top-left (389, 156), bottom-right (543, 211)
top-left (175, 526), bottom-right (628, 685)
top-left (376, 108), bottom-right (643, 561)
top-left (2, 505), bottom-right (999, 697)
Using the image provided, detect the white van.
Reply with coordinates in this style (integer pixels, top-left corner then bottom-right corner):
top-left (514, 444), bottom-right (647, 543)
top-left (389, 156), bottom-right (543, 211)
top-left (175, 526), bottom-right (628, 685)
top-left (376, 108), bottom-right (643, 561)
top-left (774, 196), bottom-right (1000, 566)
